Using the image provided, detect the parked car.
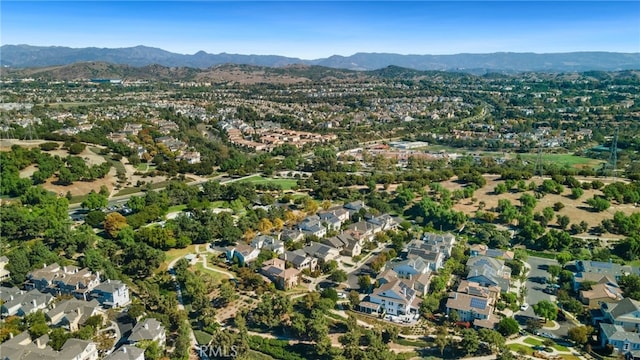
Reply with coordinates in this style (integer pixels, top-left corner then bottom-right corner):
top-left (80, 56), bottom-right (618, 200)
top-left (520, 303), bottom-right (530, 311)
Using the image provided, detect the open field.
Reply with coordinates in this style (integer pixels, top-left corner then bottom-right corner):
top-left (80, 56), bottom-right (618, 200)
top-left (442, 175), bottom-right (639, 234)
top-left (239, 175), bottom-right (299, 190)
top-left (518, 153), bottom-right (604, 169)
top-left (159, 245), bottom-right (198, 271)
top-left (192, 261), bottom-right (229, 284)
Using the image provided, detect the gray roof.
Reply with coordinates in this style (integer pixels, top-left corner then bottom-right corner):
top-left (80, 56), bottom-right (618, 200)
top-left (129, 318), bottom-right (165, 342)
top-left (303, 242), bottom-right (336, 258)
top-left (601, 323), bottom-right (640, 343)
top-left (0, 286), bottom-right (25, 302)
top-left (280, 250), bottom-right (309, 267)
top-left (607, 297), bottom-right (640, 320)
top-left (93, 279), bottom-right (127, 294)
top-left (104, 345), bottom-right (145, 360)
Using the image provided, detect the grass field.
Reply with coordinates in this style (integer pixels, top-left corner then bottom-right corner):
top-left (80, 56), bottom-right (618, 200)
top-left (160, 245), bottom-right (197, 271)
top-left (193, 260), bottom-right (230, 284)
top-left (523, 336), bottom-right (570, 352)
top-left (168, 204), bottom-right (187, 213)
top-left (507, 343), bottom-right (533, 355)
top-left (518, 153), bottom-right (603, 169)
top-left (239, 175), bottom-right (298, 190)
top-left (135, 163), bottom-right (156, 172)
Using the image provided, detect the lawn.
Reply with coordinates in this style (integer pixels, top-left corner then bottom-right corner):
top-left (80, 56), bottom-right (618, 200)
top-left (168, 204), bottom-right (187, 213)
top-left (135, 163), bottom-right (156, 172)
top-left (507, 343), bottom-right (534, 356)
top-left (518, 153), bottom-right (603, 169)
top-left (160, 245), bottom-right (197, 271)
top-left (239, 175), bottom-right (299, 190)
top-left (523, 336), bottom-right (570, 352)
top-left (114, 179), bottom-right (192, 196)
top-left (193, 330), bottom-right (213, 345)
top-left (210, 200), bottom-right (230, 208)
top-left (193, 260), bottom-right (230, 284)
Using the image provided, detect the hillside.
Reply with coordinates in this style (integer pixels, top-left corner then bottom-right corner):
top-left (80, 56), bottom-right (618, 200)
top-left (2, 45), bottom-right (639, 73)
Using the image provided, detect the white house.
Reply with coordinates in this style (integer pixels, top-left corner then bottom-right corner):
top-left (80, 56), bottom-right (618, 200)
top-left (368, 279), bottom-right (421, 316)
top-left (90, 279), bottom-right (131, 308)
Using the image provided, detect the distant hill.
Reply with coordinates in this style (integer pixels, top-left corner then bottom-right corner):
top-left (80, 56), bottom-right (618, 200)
top-left (2, 45), bottom-right (639, 73)
top-left (4, 61), bottom-right (639, 84)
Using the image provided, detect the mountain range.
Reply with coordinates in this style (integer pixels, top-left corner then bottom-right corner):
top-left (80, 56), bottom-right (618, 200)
top-left (2, 45), bottom-right (639, 73)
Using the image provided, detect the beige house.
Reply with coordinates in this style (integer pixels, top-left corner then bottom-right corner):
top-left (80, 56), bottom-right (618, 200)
top-left (261, 258), bottom-right (300, 290)
top-left (580, 282), bottom-right (623, 308)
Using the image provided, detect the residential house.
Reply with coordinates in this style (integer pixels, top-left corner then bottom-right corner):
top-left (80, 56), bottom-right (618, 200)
top-left (298, 216), bottom-right (327, 238)
top-left (419, 232), bottom-right (457, 258)
top-left (366, 214), bottom-right (399, 232)
top-left (573, 273), bottom-right (618, 293)
top-left (466, 256), bottom-right (512, 292)
top-left (261, 258), bottom-right (300, 290)
top-left (601, 298), bottom-right (640, 332)
top-left (225, 243), bottom-right (260, 266)
top-left (399, 273), bottom-right (431, 297)
top-left (90, 279), bottom-right (131, 308)
top-left (280, 250), bottom-right (317, 271)
top-left (251, 235), bottom-right (285, 255)
top-left (469, 244), bottom-right (514, 261)
top-left (322, 233), bottom-right (362, 257)
top-left (128, 318), bottom-right (166, 347)
top-left (280, 229), bottom-right (304, 243)
top-left (0, 255), bottom-right (10, 281)
top-left (46, 299), bottom-right (104, 331)
top-left (104, 346), bottom-right (145, 360)
top-left (376, 269), bottom-right (430, 297)
top-left (318, 212), bottom-right (343, 232)
top-left (0, 332), bottom-right (98, 360)
top-left (344, 200), bottom-right (367, 217)
top-left (599, 323), bottom-right (640, 356)
top-left (367, 279), bottom-right (422, 316)
top-left (388, 258), bottom-right (431, 279)
top-left (572, 259), bottom-right (639, 292)
top-left (325, 208), bottom-right (350, 223)
top-left (25, 263), bottom-right (100, 300)
top-left (1, 289), bottom-right (54, 318)
top-left (345, 221), bottom-right (376, 242)
top-left (303, 242), bottom-right (340, 264)
top-left (580, 282), bottom-right (624, 308)
top-left (446, 291), bottom-right (498, 329)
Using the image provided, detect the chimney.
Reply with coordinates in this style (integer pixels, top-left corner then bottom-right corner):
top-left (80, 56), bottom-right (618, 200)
top-left (32, 299), bottom-right (37, 307)
top-left (144, 323), bottom-right (149, 330)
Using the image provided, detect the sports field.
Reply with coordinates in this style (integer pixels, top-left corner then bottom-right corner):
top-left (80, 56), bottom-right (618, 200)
top-left (239, 175), bottom-right (298, 190)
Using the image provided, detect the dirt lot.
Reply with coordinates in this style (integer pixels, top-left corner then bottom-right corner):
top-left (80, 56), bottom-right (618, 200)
top-left (441, 175), bottom-right (639, 234)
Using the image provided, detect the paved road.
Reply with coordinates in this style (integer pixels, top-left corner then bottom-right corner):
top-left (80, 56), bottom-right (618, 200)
top-left (524, 256), bottom-right (558, 309)
top-left (517, 256), bottom-right (575, 338)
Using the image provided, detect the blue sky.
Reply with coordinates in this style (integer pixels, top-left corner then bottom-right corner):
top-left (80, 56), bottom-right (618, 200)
top-left (2, 1), bottom-right (639, 58)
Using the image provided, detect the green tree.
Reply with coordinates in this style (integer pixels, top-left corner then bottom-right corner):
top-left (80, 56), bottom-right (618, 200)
top-left (80, 190), bottom-right (109, 210)
top-left (557, 215), bottom-right (570, 230)
top-left (459, 328), bottom-right (480, 355)
top-left (330, 269), bottom-right (348, 283)
top-left (104, 212), bottom-right (128, 238)
top-left (348, 290), bottom-right (361, 309)
top-left (358, 275), bottom-right (371, 292)
top-left (496, 317), bottom-right (520, 336)
top-left (568, 325), bottom-right (593, 346)
top-left (586, 196), bottom-right (610, 212)
top-left (533, 300), bottom-right (557, 321)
